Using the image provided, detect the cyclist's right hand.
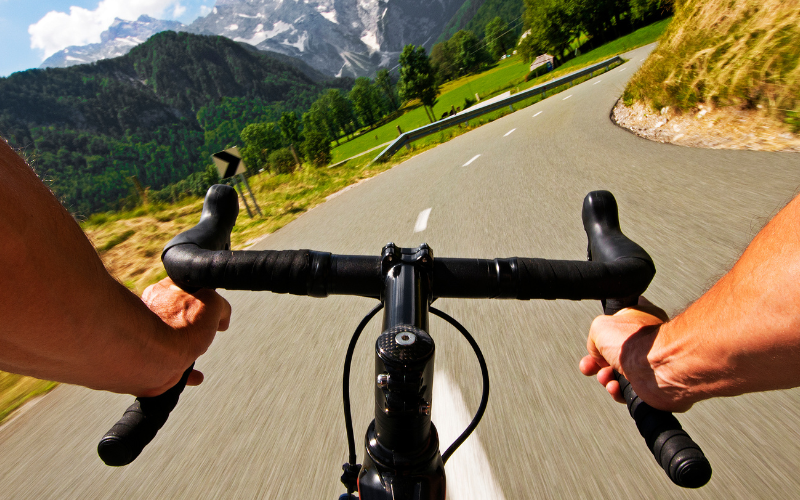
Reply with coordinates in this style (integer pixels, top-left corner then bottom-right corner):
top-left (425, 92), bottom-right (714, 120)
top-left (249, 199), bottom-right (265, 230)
top-left (579, 296), bottom-right (694, 413)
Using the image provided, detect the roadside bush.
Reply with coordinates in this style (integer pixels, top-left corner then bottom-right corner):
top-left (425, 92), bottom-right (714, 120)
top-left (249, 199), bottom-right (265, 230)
top-left (268, 148), bottom-right (297, 174)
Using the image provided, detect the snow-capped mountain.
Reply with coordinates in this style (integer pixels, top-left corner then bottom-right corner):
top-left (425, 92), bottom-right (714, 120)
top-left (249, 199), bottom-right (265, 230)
top-left (187, 0), bottom-right (465, 77)
top-left (40, 16), bottom-right (186, 69)
top-left (39, 1), bottom-right (466, 77)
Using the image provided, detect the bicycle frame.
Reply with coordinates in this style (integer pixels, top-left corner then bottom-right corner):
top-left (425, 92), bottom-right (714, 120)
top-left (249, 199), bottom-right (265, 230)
top-left (357, 243), bottom-right (444, 499)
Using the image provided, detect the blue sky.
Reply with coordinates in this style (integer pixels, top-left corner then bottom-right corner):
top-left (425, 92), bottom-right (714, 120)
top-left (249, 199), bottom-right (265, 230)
top-left (0, 0), bottom-right (216, 77)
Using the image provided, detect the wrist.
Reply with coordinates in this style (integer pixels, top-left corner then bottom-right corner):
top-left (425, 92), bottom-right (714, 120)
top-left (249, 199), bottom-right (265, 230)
top-left (93, 277), bottom-right (191, 395)
top-left (620, 321), bottom-right (697, 412)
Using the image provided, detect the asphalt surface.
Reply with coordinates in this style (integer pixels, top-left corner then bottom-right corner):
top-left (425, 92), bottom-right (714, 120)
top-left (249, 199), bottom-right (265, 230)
top-left (3, 43), bottom-right (800, 499)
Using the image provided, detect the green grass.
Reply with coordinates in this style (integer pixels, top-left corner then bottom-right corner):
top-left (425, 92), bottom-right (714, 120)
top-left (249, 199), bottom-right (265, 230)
top-left (330, 55), bottom-right (531, 162)
top-left (98, 229), bottom-right (136, 253)
top-left (624, 0), bottom-right (800, 120)
top-left (331, 17), bottom-right (672, 164)
top-left (0, 372), bottom-right (57, 424)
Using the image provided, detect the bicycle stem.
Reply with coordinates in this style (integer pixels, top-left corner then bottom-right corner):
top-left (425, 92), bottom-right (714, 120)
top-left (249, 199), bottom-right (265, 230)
top-left (357, 243), bottom-right (446, 499)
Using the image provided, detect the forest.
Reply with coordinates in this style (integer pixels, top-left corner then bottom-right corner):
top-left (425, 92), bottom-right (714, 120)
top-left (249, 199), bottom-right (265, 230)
top-left (0, 31), bottom-right (352, 215)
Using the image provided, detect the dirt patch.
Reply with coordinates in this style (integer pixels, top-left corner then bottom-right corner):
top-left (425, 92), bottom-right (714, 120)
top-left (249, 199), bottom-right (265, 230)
top-left (612, 100), bottom-right (800, 152)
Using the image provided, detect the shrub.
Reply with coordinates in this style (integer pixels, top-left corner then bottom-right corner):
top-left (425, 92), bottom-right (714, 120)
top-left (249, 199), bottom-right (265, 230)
top-left (268, 148), bottom-right (297, 174)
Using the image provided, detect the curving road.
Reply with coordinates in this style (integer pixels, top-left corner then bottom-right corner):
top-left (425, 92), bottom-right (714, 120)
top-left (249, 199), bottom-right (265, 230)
top-left (3, 43), bottom-right (800, 499)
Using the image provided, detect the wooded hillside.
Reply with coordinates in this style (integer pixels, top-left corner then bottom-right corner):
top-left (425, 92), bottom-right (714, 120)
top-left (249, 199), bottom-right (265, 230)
top-left (0, 32), bottom-right (352, 216)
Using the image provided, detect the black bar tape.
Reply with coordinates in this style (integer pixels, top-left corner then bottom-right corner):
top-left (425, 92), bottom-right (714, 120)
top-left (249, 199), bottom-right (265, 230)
top-left (514, 257), bottom-right (653, 300)
top-left (615, 372), bottom-right (712, 488)
top-left (98, 365), bottom-right (193, 466)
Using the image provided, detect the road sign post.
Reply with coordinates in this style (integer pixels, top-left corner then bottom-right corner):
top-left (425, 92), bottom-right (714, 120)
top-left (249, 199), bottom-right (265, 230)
top-left (212, 147), bottom-right (262, 218)
top-left (231, 175), bottom-right (254, 218)
top-left (238, 173), bottom-right (262, 216)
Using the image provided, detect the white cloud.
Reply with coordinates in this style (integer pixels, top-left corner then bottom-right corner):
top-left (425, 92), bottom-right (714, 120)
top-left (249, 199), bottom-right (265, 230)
top-left (29, 0), bottom-right (186, 59)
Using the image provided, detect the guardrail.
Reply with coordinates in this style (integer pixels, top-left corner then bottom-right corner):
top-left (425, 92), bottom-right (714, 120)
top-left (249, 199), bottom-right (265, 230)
top-left (371, 55), bottom-right (624, 163)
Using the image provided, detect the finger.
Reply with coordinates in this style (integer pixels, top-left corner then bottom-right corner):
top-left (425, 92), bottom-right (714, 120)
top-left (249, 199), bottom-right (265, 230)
top-left (597, 366), bottom-right (617, 387)
top-left (586, 316), bottom-right (611, 360)
top-left (217, 297), bottom-right (232, 331)
top-left (605, 380), bottom-right (625, 404)
top-left (579, 355), bottom-right (602, 376)
top-left (186, 369), bottom-right (204, 386)
top-left (193, 289), bottom-right (232, 332)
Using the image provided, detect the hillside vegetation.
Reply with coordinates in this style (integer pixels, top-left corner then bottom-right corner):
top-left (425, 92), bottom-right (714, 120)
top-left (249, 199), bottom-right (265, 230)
top-left (624, 0), bottom-right (800, 127)
top-left (437, 0), bottom-right (525, 43)
top-left (0, 32), bottom-right (351, 216)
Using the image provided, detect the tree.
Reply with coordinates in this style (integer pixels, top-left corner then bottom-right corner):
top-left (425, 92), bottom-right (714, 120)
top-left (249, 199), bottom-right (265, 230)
top-left (327, 89), bottom-right (355, 140)
top-left (302, 130), bottom-right (332, 167)
top-left (519, 0), bottom-right (580, 65)
top-left (279, 111), bottom-right (302, 147)
top-left (303, 98), bottom-right (337, 145)
top-left (431, 30), bottom-right (491, 83)
top-left (349, 77), bottom-right (382, 127)
top-left (485, 17), bottom-right (517, 60)
top-left (398, 45), bottom-right (441, 123)
top-left (375, 69), bottom-right (399, 112)
top-left (240, 122), bottom-right (282, 172)
top-left (452, 30), bottom-right (489, 75)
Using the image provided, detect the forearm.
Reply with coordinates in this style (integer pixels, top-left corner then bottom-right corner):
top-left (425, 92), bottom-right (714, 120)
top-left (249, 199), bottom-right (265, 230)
top-left (643, 194), bottom-right (800, 405)
top-left (0, 139), bottom-right (189, 395)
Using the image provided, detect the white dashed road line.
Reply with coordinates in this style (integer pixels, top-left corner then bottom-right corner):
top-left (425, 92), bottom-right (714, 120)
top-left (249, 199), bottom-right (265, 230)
top-left (433, 371), bottom-right (505, 500)
top-left (619, 67), bottom-right (627, 72)
top-left (593, 80), bottom-right (602, 85)
top-left (533, 111), bottom-right (542, 117)
top-left (503, 128), bottom-right (516, 137)
top-left (563, 94), bottom-right (572, 101)
top-left (414, 208), bottom-right (432, 233)
top-left (463, 154), bottom-right (481, 167)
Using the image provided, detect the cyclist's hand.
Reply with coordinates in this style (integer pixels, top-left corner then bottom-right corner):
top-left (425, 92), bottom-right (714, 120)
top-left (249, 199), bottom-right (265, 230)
top-left (141, 277), bottom-right (232, 394)
top-left (579, 297), bottom-right (691, 411)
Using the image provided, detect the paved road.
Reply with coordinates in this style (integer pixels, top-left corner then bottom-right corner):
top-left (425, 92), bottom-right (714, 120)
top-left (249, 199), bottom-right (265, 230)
top-left (4, 43), bottom-right (800, 499)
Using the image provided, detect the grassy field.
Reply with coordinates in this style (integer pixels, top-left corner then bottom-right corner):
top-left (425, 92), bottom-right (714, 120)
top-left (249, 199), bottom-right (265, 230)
top-left (331, 17), bottom-right (672, 163)
top-left (624, 0), bottom-right (800, 124)
top-left (0, 17), bottom-right (674, 426)
top-left (330, 55), bottom-right (532, 162)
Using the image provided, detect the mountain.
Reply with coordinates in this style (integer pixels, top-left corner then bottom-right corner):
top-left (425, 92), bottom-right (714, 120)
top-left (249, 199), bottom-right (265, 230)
top-left (184, 0), bottom-right (467, 77)
top-left (40, 16), bottom-right (187, 69)
top-left (1, 31), bottom-right (353, 215)
top-left (437, 0), bottom-right (524, 44)
top-left (36, 1), bottom-right (471, 78)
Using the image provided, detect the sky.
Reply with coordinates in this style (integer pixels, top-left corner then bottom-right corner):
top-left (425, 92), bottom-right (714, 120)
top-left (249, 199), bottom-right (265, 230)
top-left (0, 0), bottom-right (217, 77)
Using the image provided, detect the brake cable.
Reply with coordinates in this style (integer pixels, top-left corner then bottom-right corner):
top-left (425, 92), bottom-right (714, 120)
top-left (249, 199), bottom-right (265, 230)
top-left (341, 303), bottom-right (490, 492)
top-left (341, 302), bottom-right (383, 493)
top-left (429, 306), bottom-right (490, 465)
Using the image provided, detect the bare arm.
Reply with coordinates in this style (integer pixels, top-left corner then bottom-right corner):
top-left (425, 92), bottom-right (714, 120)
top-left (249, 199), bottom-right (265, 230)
top-left (580, 193), bottom-right (800, 412)
top-left (0, 138), bottom-right (230, 397)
